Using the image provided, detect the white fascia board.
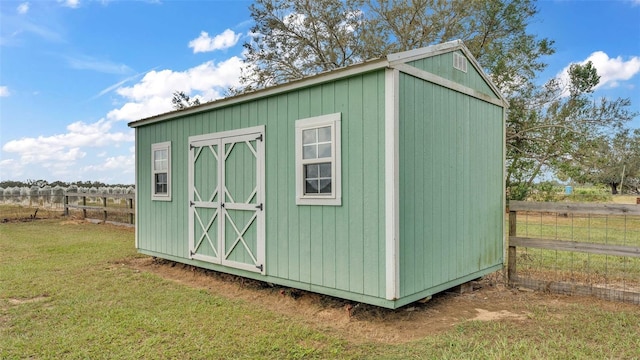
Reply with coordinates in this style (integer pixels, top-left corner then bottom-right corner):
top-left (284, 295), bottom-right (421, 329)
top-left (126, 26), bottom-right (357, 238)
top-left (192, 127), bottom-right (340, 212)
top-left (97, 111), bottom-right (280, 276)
top-left (384, 68), bottom-right (400, 301)
top-left (386, 39), bottom-right (463, 64)
top-left (388, 39), bottom-right (509, 108)
top-left (392, 63), bottom-right (506, 108)
top-left (128, 59), bottom-right (388, 128)
top-left (457, 45), bottom-right (509, 107)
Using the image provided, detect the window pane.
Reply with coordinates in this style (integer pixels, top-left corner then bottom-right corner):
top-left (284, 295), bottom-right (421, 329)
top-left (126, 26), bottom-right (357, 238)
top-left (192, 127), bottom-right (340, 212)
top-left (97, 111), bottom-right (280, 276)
top-left (302, 129), bottom-right (316, 145)
top-left (319, 163), bottom-right (331, 177)
top-left (155, 149), bottom-right (167, 161)
top-left (154, 149), bottom-right (167, 171)
top-left (305, 179), bottom-right (319, 194)
top-left (318, 126), bottom-right (331, 142)
top-left (317, 143), bottom-right (331, 158)
top-left (304, 164), bottom-right (319, 178)
top-left (319, 179), bottom-right (332, 193)
top-left (303, 144), bottom-right (317, 159)
top-left (155, 173), bottom-right (167, 194)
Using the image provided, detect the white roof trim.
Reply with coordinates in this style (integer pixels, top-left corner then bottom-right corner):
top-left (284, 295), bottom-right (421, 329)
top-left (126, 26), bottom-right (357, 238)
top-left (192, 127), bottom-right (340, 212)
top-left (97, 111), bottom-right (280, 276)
top-left (129, 39), bottom-right (506, 128)
top-left (128, 58), bottom-right (388, 128)
top-left (386, 39), bottom-right (464, 64)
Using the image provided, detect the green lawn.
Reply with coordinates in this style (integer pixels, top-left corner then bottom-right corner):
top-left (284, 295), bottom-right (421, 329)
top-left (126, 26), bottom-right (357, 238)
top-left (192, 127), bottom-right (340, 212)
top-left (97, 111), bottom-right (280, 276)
top-left (1, 218), bottom-right (639, 359)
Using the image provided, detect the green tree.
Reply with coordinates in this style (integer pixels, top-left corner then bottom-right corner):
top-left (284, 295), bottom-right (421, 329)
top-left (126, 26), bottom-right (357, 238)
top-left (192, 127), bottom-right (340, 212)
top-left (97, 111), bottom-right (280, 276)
top-left (240, 0), bottom-right (636, 199)
top-left (506, 62), bottom-right (636, 198)
top-left (560, 129), bottom-right (640, 194)
top-left (241, 0), bottom-right (368, 90)
top-left (171, 91), bottom-right (201, 110)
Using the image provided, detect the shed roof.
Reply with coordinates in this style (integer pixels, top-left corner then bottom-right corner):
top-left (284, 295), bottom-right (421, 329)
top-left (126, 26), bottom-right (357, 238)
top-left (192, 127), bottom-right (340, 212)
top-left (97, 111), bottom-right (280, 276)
top-left (128, 40), bottom-right (507, 128)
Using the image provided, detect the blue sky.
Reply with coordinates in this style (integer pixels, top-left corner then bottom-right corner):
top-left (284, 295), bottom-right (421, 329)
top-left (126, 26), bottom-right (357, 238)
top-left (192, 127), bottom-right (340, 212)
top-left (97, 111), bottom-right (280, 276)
top-left (1, 0), bottom-right (639, 185)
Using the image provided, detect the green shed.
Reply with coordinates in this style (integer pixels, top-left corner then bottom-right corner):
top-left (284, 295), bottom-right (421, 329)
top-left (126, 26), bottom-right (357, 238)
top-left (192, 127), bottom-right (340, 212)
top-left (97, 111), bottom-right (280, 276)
top-left (128, 40), bottom-right (506, 309)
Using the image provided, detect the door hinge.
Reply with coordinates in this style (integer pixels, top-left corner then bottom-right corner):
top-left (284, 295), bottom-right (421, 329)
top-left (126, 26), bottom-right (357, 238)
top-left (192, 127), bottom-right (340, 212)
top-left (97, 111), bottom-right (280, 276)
top-left (189, 201), bottom-right (195, 207)
top-left (221, 203), bottom-right (225, 208)
top-left (256, 203), bottom-right (263, 211)
top-left (255, 134), bottom-right (263, 142)
top-left (190, 144), bottom-right (195, 150)
top-left (256, 264), bottom-right (263, 272)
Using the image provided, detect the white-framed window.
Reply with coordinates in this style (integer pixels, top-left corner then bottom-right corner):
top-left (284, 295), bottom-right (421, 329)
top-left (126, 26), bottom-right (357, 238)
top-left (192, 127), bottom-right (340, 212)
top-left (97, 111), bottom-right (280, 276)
top-left (152, 141), bottom-right (171, 201)
top-left (295, 113), bottom-right (341, 206)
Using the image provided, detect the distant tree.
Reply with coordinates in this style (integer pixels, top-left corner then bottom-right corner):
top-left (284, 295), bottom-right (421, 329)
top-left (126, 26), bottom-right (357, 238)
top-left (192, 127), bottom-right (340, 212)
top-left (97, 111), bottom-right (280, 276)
top-left (560, 129), bottom-right (640, 194)
top-left (171, 91), bottom-right (201, 110)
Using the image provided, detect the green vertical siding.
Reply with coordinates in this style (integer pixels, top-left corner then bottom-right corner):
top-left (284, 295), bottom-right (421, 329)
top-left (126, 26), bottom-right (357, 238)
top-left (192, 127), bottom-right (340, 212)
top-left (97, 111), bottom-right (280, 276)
top-left (398, 72), bottom-right (504, 298)
top-left (136, 70), bottom-right (387, 300)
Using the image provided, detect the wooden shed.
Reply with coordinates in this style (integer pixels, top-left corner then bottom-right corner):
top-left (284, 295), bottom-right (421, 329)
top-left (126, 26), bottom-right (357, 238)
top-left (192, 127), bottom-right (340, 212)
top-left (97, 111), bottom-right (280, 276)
top-left (128, 40), bottom-right (507, 309)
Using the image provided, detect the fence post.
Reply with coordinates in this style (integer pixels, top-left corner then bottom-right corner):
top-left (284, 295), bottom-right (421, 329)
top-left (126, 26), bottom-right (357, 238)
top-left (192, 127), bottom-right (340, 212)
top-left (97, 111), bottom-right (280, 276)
top-left (82, 196), bottom-right (87, 219)
top-left (128, 197), bottom-right (134, 225)
top-left (102, 196), bottom-right (107, 222)
top-left (64, 195), bottom-right (69, 216)
top-left (507, 210), bottom-right (517, 284)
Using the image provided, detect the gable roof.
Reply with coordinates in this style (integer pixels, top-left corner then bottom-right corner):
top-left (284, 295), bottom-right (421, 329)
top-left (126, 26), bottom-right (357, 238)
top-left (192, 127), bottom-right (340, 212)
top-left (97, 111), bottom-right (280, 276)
top-left (129, 40), bottom-right (507, 128)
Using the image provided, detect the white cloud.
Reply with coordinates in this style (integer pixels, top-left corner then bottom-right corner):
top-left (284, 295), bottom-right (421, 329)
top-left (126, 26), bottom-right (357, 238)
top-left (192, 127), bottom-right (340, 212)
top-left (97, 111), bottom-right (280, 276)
top-left (17, 2), bottom-right (29, 14)
top-left (2, 118), bottom-right (133, 167)
top-left (0, 86), bottom-right (9, 97)
top-left (557, 51), bottom-right (640, 95)
top-left (65, 55), bottom-right (132, 74)
top-left (0, 159), bottom-right (24, 180)
top-left (188, 29), bottom-right (241, 53)
top-left (58, 0), bottom-right (79, 8)
top-left (107, 56), bottom-right (244, 122)
top-left (83, 154), bottom-right (134, 173)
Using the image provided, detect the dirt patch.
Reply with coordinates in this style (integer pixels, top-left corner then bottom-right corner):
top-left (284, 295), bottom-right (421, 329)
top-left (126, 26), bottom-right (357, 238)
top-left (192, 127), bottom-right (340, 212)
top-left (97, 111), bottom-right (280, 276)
top-left (7, 295), bottom-right (50, 305)
top-left (127, 256), bottom-right (637, 344)
top-left (472, 308), bottom-right (529, 321)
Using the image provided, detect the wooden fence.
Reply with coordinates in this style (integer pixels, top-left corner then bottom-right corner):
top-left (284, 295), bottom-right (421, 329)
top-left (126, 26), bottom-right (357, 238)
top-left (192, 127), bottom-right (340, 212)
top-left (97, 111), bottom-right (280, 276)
top-left (507, 201), bottom-right (640, 304)
top-left (64, 192), bottom-right (135, 224)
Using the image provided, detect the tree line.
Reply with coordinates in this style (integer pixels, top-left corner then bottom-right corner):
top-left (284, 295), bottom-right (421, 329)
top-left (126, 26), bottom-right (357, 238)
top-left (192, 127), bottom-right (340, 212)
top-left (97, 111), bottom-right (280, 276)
top-left (0, 180), bottom-right (134, 189)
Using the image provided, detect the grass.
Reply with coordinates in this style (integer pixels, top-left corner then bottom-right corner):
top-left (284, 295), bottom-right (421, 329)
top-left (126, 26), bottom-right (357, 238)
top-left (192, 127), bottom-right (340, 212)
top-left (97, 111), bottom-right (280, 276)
top-left (2, 216), bottom-right (640, 358)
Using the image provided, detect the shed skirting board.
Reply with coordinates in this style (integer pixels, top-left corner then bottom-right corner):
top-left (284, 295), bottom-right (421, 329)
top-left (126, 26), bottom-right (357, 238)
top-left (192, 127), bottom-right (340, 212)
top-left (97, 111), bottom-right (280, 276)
top-left (138, 249), bottom-right (502, 309)
top-left (138, 249), bottom-right (398, 308)
top-left (392, 264), bottom-right (504, 308)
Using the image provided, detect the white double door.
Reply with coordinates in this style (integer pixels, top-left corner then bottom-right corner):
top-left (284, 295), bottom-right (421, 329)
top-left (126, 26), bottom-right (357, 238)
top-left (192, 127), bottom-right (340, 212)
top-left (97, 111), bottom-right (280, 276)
top-left (188, 126), bottom-right (265, 274)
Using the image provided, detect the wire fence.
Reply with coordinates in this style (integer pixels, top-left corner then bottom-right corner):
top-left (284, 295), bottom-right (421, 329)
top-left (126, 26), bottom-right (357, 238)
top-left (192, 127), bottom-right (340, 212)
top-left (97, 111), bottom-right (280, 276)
top-left (508, 201), bottom-right (640, 304)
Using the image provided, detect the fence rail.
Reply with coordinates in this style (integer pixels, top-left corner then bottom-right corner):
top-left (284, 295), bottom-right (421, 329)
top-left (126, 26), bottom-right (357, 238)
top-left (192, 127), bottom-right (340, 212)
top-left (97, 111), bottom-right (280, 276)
top-left (507, 201), bottom-right (640, 304)
top-left (64, 192), bottom-right (135, 224)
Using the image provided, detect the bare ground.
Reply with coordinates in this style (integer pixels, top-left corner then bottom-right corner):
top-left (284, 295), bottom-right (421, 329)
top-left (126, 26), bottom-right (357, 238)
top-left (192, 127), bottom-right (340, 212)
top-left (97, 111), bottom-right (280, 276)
top-left (124, 256), bottom-right (638, 344)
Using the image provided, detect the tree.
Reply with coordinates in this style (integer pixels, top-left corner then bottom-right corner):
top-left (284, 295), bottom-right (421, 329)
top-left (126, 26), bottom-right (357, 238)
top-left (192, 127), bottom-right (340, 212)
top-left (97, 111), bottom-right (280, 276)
top-left (171, 91), bottom-right (201, 110)
top-left (241, 0), bottom-right (637, 199)
top-left (560, 129), bottom-right (640, 194)
top-left (241, 0), bottom-right (368, 90)
top-left (242, 0), bottom-right (553, 96)
top-left (505, 62), bottom-right (636, 198)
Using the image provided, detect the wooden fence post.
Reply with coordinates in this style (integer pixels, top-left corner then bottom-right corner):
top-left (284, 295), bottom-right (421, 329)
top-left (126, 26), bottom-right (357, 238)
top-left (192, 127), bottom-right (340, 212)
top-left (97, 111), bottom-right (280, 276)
top-left (64, 195), bottom-right (69, 216)
top-left (82, 196), bottom-right (87, 219)
top-left (507, 210), bottom-right (517, 284)
top-left (128, 198), bottom-right (134, 225)
top-left (102, 196), bottom-right (108, 222)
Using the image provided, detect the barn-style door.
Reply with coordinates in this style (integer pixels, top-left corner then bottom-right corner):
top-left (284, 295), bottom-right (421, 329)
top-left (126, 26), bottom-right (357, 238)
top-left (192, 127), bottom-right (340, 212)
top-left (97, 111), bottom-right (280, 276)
top-left (188, 126), bottom-right (265, 274)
